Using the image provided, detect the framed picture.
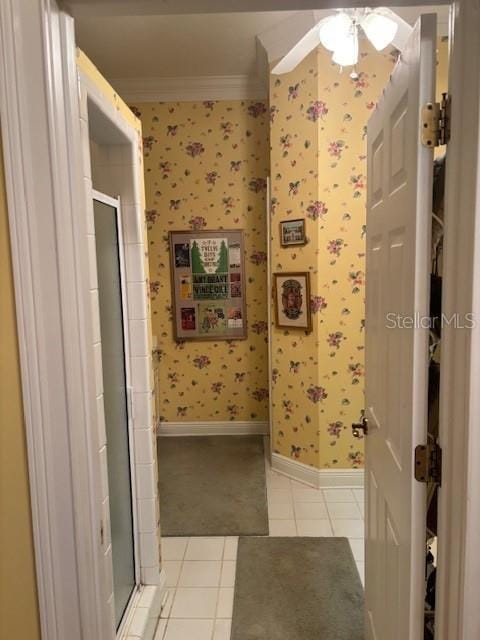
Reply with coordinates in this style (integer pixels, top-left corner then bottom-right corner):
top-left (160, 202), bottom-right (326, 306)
top-left (169, 229), bottom-right (247, 341)
top-left (273, 272), bottom-right (312, 332)
top-left (280, 218), bottom-right (306, 246)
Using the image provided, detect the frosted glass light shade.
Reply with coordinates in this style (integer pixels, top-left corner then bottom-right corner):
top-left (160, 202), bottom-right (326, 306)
top-left (332, 30), bottom-right (359, 67)
top-left (361, 12), bottom-right (398, 51)
top-left (318, 13), bottom-right (353, 52)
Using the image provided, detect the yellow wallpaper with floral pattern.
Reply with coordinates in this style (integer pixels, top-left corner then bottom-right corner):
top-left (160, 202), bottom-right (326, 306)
top-left (131, 100), bottom-right (270, 423)
top-left (270, 43), bottom-right (395, 469)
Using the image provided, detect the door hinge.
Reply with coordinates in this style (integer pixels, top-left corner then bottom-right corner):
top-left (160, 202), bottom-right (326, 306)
top-left (421, 93), bottom-right (451, 148)
top-left (414, 442), bottom-right (442, 485)
top-left (100, 519), bottom-right (104, 546)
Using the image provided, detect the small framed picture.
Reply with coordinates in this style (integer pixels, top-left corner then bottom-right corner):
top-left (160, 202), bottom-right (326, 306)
top-left (280, 219), bottom-right (306, 247)
top-left (273, 272), bottom-right (312, 332)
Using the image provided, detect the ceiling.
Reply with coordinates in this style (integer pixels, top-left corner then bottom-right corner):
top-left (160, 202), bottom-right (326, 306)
top-left (74, 6), bottom-right (449, 82)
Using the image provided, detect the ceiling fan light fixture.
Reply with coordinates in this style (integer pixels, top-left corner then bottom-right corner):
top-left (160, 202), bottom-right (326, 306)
top-left (318, 12), bottom-right (353, 52)
top-left (332, 29), bottom-right (359, 67)
top-left (361, 12), bottom-right (398, 51)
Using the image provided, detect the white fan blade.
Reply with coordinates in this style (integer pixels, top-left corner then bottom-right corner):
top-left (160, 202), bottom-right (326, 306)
top-left (378, 7), bottom-right (413, 52)
top-left (271, 22), bottom-right (323, 75)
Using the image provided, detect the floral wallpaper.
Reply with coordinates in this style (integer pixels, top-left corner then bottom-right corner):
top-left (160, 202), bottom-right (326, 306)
top-left (131, 100), bottom-right (270, 423)
top-left (270, 43), bottom-right (395, 469)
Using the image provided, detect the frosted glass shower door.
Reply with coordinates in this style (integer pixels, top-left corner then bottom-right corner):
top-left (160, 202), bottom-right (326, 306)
top-left (94, 194), bottom-right (136, 629)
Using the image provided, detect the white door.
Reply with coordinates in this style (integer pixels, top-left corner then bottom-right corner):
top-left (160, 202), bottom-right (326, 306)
top-left (364, 14), bottom-right (436, 640)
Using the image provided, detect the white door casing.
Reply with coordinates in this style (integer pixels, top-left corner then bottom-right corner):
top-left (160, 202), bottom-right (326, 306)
top-left (365, 14), bottom-right (436, 640)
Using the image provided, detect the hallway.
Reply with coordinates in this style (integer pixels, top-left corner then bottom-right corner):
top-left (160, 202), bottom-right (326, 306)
top-left (154, 456), bottom-right (365, 640)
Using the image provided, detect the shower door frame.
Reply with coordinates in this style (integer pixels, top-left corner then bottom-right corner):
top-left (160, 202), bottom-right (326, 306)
top-left (92, 189), bottom-right (141, 635)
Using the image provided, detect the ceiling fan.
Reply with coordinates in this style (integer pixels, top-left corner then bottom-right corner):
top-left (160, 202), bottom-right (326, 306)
top-left (271, 7), bottom-right (412, 76)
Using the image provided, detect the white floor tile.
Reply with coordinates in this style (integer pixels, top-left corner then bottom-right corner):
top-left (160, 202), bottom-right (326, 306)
top-left (323, 489), bottom-right (356, 503)
top-left (154, 619), bottom-right (168, 639)
top-left (349, 538), bottom-right (365, 562)
top-left (357, 501), bottom-right (365, 517)
top-left (185, 537), bottom-right (225, 561)
top-left (178, 561), bottom-right (222, 587)
top-left (162, 537), bottom-right (188, 561)
top-left (220, 560), bottom-right (236, 588)
top-left (160, 589), bottom-right (175, 618)
top-left (267, 488), bottom-right (293, 504)
top-left (223, 537), bottom-right (238, 561)
top-left (294, 501), bottom-right (328, 520)
top-left (268, 519), bottom-right (297, 536)
top-left (331, 519), bottom-right (365, 538)
top-left (170, 588), bottom-right (218, 619)
top-left (267, 473), bottom-right (292, 489)
top-left (326, 502), bottom-right (362, 519)
top-left (268, 502), bottom-right (295, 519)
top-left (163, 561), bottom-right (182, 588)
top-left (213, 618), bottom-right (232, 640)
top-left (164, 619), bottom-right (215, 640)
top-left (296, 519), bottom-right (333, 537)
top-left (290, 486), bottom-right (325, 503)
top-left (217, 588), bottom-right (234, 618)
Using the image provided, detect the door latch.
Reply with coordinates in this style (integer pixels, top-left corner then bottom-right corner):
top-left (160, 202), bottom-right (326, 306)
top-left (352, 416), bottom-right (368, 438)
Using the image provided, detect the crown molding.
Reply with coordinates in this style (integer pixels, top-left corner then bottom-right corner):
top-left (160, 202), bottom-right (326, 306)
top-left (109, 74), bottom-right (267, 103)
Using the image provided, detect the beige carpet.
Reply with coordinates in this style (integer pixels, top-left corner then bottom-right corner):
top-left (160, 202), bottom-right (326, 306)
top-left (231, 536), bottom-right (364, 640)
top-left (157, 435), bottom-right (269, 536)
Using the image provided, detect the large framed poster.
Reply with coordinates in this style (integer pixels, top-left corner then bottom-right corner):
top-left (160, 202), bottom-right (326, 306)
top-left (169, 230), bottom-right (247, 341)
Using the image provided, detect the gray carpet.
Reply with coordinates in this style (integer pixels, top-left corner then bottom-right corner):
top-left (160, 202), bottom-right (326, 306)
top-left (231, 537), bottom-right (364, 640)
top-left (157, 435), bottom-right (269, 536)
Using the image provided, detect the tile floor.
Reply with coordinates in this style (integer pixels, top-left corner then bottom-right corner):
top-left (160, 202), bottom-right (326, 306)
top-left (154, 461), bottom-right (365, 640)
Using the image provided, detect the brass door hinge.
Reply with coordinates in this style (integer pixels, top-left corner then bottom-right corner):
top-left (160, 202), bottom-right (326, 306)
top-left (414, 442), bottom-right (442, 485)
top-left (421, 93), bottom-right (451, 148)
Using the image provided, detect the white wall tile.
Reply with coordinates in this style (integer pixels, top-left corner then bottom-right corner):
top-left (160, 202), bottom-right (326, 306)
top-left (103, 544), bottom-right (114, 600)
top-left (80, 118), bottom-right (92, 179)
top-left (129, 319), bottom-right (149, 357)
top-left (123, 204), bottom-right (144, 245)
top-left (87, 235), bottom-right (98, 290)
top-left (99, 445), bottom-right (109, 501)
top-left (101, 496), bottom-right (111, 550)
top-left (133, 391), bottom-right (153, 428)
top-left (134, 429), bottom-right (154, 465)
top-left (140, 532), bottom-right (160, 568)
top-left (96, 394), bottom-right (107, 449)
top-left (136, 463), bottom-right (156, 500)
top-left (142, 566), bottom-right (162, 586)
top-left (138, 498), bottom-right (157, 533)
top-left (131, 356), bottom-right (152, 393)
top-left (84, 178), bottom-right (95, 235)
top-left (90, 289), bottom-right (101, 344)
top-left (125, 243), bottom-right (146, 283)
top-left (127, 281), bottom-right (148, 320)
top-left (93, 342), bottom-right (104, 396)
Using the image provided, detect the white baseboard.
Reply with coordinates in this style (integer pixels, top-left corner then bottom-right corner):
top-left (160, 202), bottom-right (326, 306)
top-left (158, 420), bottom-right (270, 437)
top-left (271, 452), bottom-right (364, 489)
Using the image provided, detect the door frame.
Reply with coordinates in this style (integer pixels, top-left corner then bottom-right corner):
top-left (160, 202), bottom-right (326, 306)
top-left (0, 1), bottom-right (479, 639)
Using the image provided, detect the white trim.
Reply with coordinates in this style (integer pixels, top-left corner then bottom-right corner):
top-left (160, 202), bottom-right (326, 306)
top-left (119, 570), bottom-right (166, 640)
top-left (436, 2), bottom-right (480, 639)
top-left (0, 3), bottom-right (105, 638)
top-left (109, 74), bottom-right (267, 103)
top-left (271, 453), bottom-right (364, 489)
top-left (158, 421), bottom-right (269, 437)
